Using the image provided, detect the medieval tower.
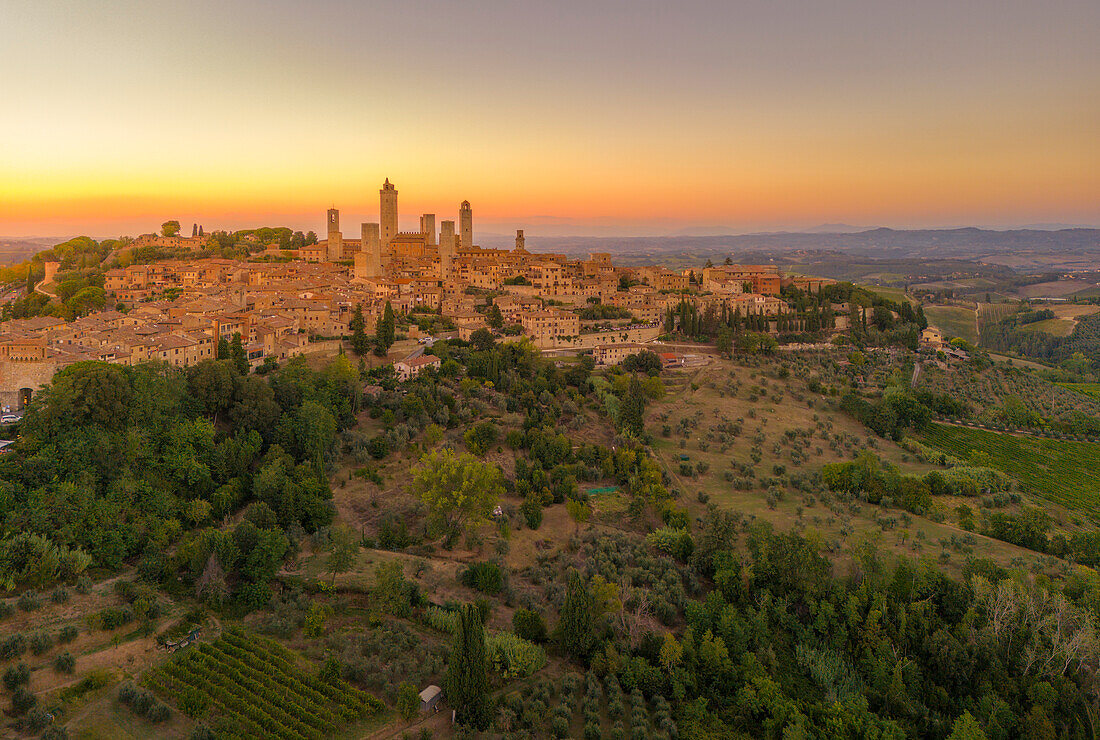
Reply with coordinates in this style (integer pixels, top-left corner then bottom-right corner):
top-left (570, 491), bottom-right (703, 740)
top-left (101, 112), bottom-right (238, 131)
top-left (354, 222), bottom-right (382, 279)
top-left (327, 208), bottom-right (342, 261)
top-left (380, 179), bottom-right (398, 249)
top-left (439, 220), bottom-right (456, 278)
top-left (459, 200), bottom-right (472, 250)
top-left (420, 213), bottom-right (436, 247)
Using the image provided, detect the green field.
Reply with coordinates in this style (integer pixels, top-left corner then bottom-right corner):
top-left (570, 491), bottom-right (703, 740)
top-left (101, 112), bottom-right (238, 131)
top-left (924, 305), bottom-right (978, 343)
top-left (861, 285), bottom-right (910, 303)
top-left (920, 423), bottom-right (1100, 513)
top-left (1020, 318), bottom-right (1075, 337)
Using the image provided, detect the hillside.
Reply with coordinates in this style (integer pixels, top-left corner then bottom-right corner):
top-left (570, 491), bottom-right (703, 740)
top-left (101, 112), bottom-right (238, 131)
top-left (2, 332), bottom-right (1100, 738)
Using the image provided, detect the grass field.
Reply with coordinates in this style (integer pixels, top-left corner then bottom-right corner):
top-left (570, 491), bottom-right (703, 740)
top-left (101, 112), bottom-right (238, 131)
top-left (860, 285), bottom-right (910, 303)
top-left (924, 305), bottom-right (978, 343)
top-left (1020, 318), bottom-right (1076, 337)
top-left (920, 423), bottom-right (1100, 514)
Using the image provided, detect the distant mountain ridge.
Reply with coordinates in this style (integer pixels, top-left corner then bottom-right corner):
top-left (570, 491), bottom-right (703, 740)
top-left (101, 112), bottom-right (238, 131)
top-left (491, 227), bottom-right (1100, 261)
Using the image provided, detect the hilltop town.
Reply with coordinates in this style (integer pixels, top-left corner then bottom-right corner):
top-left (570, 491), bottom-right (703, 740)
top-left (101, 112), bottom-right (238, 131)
top-left (0, 179), bottom-right (833, 412)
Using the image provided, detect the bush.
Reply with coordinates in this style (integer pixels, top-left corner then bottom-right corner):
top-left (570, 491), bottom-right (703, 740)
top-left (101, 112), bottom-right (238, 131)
top-left (0, 633), bottom-right (27, 660)
top-left (397, 681), bottom-right (420, 720)
top-left (3, 662), bottom-right (30, 690)
top-left (30, 633), bottom-right (53, 655)
top-left (17, 591), bottom-right (41, 612)
top-left (23, 706), bottom-right (52, 732)
top-left (58, 625), bottom-right (78, 644)
top-left (460, 562), bottom-right (504, 594)
top-left (54, 652), bottom-right (76, 674)
top-left (11, 685), bottom-right (37, 715)
top-left (512, 608), bottom-right (547, 643)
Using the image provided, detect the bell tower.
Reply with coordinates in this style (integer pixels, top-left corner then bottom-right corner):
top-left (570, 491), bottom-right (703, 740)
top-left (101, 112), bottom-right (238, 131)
top-left (327, 208), bottom-right (342, 261)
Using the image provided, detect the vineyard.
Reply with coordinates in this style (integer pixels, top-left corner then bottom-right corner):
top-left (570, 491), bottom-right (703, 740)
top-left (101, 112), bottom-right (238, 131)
top-left (145, 627), bottom-right (383, 739)
top-left (1058, 382), bottom-right (1100, 402)
top-left (920, 423), bottom-right (1100, 513)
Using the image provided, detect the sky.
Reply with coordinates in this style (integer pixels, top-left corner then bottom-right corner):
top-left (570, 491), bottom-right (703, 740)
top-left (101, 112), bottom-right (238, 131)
top-left (1, 0), bottom-right (1098, 238)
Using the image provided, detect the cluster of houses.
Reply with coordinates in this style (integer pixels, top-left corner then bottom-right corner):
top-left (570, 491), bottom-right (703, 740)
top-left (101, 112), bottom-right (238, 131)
top-left (0, 219), bottom-right (831, 410)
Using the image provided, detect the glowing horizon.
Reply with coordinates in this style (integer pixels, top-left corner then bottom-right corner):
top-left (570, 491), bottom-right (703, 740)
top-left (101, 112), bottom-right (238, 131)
top-left (3, 0), bottom-right (1098, 238)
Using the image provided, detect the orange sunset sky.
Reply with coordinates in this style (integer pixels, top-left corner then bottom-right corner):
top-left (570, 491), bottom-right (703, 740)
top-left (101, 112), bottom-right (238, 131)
top-left (2, 0), bottom-right (1098, 237)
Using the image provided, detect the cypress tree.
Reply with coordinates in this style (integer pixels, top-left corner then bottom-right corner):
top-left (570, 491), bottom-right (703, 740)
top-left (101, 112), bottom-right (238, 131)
top-left (446, 603), bottom-right (491, 729)
top-left (349, 303), bottom-right (369, 356)
top-left (558, 568), bottom-right (596, 661)
top-left (373, 300), bottom-right (396, 357)
top-left (230, 332), bottom-right (249, 374)
top-left (620, 374), bottom-right (646, 437)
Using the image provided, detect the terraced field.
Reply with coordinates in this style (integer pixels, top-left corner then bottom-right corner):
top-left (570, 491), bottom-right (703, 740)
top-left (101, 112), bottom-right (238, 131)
top-left (920, 423), bottom-right (1100, 514)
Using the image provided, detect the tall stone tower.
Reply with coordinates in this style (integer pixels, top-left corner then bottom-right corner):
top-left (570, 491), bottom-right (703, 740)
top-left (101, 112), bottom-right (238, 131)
top-left (439, 220), bottom-right (456, 278)
top-left (420, 214), bottom-right (436, 247)
top-left (354, 222), bottom-right (381, 279)
top-left (327, 208), bottom-right (342, 261)
top-left (380, 179), bottom-right (398, 249)
top-left (514, 229), bottom-right (525, 251)
top-left (459, 200), bottom-right (472, 250)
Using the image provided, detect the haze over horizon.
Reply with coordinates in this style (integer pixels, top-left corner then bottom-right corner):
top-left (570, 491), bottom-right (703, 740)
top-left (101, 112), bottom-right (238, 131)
top-left (3, 0), bottom-right (1098, 238)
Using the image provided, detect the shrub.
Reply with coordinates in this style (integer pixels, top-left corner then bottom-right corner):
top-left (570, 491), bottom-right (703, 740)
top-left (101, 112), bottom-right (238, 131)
top-left (30, 632), bottom-right (53, 655)
top-left (17, 591), bottom-right (41, 612)
top-left (3, 663), bottom-right (30, 690)
top-left (54, 652), bottom-right (76, 674)
top-left (23, 707), bottom-right (52, 732)
top-left (11, 685), bottom-right (37, 715)
top-left (58, 625), bottom-right (78, 644)
top-left (0, 633), bottom-right (27, 660)
top-left (397, 681), bottom-right (420, 720)
top-left (460, 562), bottom-right (504, 594)
top-left (512, 608), bottom-right (547, 642)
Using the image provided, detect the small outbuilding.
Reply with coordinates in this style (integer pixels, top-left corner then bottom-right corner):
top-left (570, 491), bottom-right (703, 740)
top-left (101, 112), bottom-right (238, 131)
top-left (419, 685), bottom-right (443, 713)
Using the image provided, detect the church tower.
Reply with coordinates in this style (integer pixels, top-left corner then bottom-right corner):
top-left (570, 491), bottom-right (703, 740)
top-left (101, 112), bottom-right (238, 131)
top-left (459, 200), bottom-right (472, 250)
top-left (327, 208), bottom-right (342, 261)
top-left (380, 179), bottom-right (398, 249)
top-left (514, 229), bottom-right (526, 251)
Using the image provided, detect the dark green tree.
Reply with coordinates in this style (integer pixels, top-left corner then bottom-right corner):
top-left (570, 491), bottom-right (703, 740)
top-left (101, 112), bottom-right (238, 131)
top-left (557, 568), bottom-right (596, 661)
top-left (374, 301), bottom-right (396, 357)
top-left (230, 332), bottom-right (249, 375)
top-left (619, 374), bottom-right (646, 437)
top-left (446, 603), bottom-right (491, 729)
top-left (349, 304), bottom-right (370, 356)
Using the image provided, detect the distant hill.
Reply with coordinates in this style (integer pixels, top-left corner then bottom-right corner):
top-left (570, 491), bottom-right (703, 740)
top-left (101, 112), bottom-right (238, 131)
top-left (0, 237), bottom-right (59, 267)
top-left (520, 227), bottom-right (1100, 266)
